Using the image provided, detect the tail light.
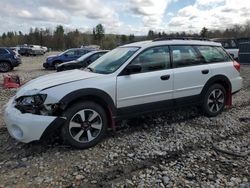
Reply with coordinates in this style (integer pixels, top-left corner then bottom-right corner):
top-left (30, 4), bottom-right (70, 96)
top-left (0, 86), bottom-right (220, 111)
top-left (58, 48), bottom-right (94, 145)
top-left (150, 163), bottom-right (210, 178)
top-left (233, 60), bottom-right (240, 72)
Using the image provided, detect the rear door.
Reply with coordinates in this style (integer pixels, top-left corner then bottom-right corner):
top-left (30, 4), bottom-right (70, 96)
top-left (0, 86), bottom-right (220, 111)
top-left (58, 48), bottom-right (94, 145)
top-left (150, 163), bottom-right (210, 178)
top-left (170, 45), bottom-right (210, 101)
top-left (116, 46), bottom-right (174, 110)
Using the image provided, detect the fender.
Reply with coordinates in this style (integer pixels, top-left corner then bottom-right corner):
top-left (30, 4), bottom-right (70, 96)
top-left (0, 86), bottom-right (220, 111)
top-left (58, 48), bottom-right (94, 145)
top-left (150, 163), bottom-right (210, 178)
top-left (201, 75), bottom-right (232, 102)
top-left (59, 88), bottom-right (117, 115)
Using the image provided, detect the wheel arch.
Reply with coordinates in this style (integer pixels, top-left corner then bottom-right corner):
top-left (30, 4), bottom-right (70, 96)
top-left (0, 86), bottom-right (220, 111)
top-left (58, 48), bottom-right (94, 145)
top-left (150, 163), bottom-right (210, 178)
top-left (0, 60), bottom-right (12, 71)
top-left (59, 88), bottom-right (117, 128)
top-left (0, 60), bottom-right (12, 65)
top-left (201, 75), bottom-right (232, 104)
top-left (53, 60), bottom-right (62, 65)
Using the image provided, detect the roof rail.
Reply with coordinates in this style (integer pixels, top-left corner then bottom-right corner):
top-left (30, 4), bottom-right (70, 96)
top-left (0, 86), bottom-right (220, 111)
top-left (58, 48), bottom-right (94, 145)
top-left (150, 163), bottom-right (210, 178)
top-left (153, 37), bottom-right (211, 42)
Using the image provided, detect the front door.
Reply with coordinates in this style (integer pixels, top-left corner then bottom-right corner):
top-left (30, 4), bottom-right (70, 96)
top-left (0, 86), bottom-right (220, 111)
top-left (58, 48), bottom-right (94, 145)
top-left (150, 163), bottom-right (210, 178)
top-left (116, 46), bottom-right (174, 111)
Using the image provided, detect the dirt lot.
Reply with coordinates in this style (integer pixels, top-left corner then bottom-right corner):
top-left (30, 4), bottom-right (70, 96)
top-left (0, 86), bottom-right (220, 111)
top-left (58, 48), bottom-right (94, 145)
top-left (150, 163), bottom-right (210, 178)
top-left (0, 55), bottom-right (250, 188)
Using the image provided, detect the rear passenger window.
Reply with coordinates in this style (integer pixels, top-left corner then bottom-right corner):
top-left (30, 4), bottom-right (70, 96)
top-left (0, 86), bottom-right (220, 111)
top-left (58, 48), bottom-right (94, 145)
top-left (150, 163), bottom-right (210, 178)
top-left (131, 46), bottom-right (170, 73)
top-left (171, 46), bottom-right (203, 68)
top-left (196, 46), bottom-right (231, 63)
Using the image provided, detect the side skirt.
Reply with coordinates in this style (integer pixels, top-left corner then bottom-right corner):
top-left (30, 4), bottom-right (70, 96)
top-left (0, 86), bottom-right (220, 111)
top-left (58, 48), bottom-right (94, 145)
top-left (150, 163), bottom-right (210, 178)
top-left (114, 95), bottom-right (202, 120)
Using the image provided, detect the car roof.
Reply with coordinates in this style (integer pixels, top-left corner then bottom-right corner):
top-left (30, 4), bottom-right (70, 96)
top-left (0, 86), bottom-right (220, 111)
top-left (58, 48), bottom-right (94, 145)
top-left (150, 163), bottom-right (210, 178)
top-left (94, 50), bottom-right (109, 53)
top-left (122, 40), bottom-right (222, 48)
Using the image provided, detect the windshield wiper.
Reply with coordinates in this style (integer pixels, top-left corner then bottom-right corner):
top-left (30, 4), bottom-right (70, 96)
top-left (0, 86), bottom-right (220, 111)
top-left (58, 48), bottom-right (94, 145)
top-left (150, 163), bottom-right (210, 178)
top-left (86, 67), bottom-right (94, 72)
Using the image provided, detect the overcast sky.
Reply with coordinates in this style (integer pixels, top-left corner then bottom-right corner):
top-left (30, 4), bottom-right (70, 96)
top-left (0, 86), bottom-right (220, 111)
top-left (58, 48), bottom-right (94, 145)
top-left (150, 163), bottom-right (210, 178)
top-left (0, 0), bottom-right (250, 35)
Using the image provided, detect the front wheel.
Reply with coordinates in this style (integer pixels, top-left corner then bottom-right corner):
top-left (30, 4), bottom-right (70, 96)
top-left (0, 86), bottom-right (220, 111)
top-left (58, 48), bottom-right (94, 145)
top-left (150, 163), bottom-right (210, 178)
top-left (0, 62), bottom-right (11, 72)
top-left (202, 84), bottom-right (226, 117)
top-left (61, 102), bottom-right (108, 149)
top-left (53, 61), bottom-right (61, 69)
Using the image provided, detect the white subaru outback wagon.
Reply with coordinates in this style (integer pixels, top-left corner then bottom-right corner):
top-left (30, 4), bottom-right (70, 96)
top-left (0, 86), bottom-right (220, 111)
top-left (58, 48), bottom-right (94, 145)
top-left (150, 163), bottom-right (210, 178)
top-left (4, 39), bottom-right (242, 149)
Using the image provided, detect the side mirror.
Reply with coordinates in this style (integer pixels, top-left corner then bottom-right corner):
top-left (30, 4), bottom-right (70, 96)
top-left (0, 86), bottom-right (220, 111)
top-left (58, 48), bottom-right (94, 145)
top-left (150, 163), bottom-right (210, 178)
top-left (123, 64), bottom-right (142, 75)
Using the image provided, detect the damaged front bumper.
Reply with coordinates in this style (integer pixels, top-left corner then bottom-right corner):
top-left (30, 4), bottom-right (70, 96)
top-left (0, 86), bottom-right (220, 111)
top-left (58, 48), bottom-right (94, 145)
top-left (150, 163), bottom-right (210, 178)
top-left (4, 97), bottom-right (65, 143)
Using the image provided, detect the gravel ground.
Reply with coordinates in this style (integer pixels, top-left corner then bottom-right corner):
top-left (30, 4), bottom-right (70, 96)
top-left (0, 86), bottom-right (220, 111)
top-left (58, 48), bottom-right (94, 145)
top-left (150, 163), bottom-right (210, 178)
top-left (0, 56), bottom-right (250, 188)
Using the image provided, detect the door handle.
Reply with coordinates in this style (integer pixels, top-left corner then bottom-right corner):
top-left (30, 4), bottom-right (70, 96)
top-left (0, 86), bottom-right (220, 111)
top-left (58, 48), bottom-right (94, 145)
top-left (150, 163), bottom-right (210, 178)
top-left (202, 69), bottom-right (209, 74)
top-left (160, 75), bottom-right (170, 80)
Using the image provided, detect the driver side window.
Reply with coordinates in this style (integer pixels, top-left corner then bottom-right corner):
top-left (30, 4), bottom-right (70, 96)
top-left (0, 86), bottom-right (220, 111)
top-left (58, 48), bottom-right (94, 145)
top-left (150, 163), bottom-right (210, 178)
top-left (131, 46), bottom-right (170, 73)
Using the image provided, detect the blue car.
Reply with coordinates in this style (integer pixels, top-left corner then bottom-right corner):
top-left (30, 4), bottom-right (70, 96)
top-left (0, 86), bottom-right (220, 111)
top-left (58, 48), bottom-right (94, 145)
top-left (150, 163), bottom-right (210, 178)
top-left (0, 48), bottom-right (21, 72)
top-left (43, 48), bottom-right (93, 69)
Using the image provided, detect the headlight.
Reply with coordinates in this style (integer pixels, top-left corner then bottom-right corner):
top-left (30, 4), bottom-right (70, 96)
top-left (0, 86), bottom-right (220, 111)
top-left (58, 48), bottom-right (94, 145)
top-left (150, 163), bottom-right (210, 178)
top-left (17, 94), bottom-right (47, 106)
top-left (47, 57), bottom-right (55, 61)
top-left (15, 94), bottom-right (47, 114)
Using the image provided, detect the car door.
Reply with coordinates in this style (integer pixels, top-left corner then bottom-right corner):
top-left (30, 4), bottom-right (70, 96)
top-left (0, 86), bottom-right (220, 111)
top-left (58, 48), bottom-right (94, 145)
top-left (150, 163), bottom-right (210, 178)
top-left (170, 45), bottom-right (210, 101)
top-left (116, 46), bottom-right (174, 111)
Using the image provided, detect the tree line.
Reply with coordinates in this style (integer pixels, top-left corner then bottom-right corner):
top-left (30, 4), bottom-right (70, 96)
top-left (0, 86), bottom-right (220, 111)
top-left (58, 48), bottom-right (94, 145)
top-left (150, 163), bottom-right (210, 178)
top-left (0, 21), bottom-right (250, 50)
top-left (147, 21), bottom-right (250, 40)
top-left (0, 24), bottom-right (135, 50)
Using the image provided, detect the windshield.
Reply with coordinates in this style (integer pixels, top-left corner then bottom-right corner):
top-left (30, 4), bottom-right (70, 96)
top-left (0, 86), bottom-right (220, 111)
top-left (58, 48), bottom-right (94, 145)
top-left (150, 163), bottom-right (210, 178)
top-left (77, 51), bottom-right (95, 61)
top-left (88, 47), bottom-right (139, 74)
top-left (58, 49), bottom-right (69, 56)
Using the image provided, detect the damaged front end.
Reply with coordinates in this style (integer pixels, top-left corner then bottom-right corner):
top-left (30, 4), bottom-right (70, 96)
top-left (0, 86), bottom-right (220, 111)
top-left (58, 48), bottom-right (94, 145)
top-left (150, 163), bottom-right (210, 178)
top-left (3, 90), bottom-right (66, 142)
top-left (15, 93), bottom-right (63, 116)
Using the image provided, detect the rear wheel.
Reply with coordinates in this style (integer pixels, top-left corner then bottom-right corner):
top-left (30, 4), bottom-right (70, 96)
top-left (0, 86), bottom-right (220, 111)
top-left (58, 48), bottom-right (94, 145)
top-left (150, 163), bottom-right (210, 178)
top-left (61, 102), bottom-right (108, 149)
top-left (0, 62), bottom-right (12, 72)
top-left (202, 84), bottom-right (226, 117)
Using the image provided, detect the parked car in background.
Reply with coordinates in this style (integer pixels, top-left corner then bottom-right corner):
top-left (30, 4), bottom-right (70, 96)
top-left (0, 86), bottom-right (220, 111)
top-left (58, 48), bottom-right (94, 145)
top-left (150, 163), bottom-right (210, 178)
top-left (211, 38), bottom-right (239, 60)
top-left (4, 39), bottom-right (242, 148)
top-left (29, 45), bottom-right (44, 55)
top-left (17, 45), bottom-right (46, 56)
top-left (0, 47), bottom-right (21, 72)
top-left (43, 48), bottom-right (94, 69)
top-left (18, 46), bottom-right (32, 56)
top-left (41, 46), bottom-right (48, 53)
top-left (80, 45), bottom-right (100, 50)
top-left (239, 42), bottom-right (250, 64)
top-left (57, 50), bottom-right (109, 72)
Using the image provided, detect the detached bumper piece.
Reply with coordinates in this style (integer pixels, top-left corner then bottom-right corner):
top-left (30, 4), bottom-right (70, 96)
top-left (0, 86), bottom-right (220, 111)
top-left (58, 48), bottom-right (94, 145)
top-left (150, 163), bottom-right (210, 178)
top-left (3, 75), bottom-right (21, 89)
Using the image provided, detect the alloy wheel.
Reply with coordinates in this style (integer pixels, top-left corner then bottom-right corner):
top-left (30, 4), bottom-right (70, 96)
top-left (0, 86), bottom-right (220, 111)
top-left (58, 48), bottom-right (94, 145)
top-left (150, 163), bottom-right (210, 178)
top-left (69, 109), bottom-right (103, 143)
top-left (0, 62), bottom-right (10, 72)
top-left (207, 89), bottom-right (225, 113)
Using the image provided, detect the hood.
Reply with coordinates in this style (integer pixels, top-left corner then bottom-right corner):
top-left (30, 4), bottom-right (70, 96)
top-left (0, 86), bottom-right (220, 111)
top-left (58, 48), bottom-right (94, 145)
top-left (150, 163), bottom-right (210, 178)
top-left (47, 54), bottom-right (58, 59)
top-left (16, 70), bottom-right (100, 98)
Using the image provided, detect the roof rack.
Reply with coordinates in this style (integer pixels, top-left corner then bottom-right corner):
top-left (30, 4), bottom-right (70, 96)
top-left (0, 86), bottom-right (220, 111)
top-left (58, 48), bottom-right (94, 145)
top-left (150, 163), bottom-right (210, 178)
top-left (153, 37), bottom-right (211, 42)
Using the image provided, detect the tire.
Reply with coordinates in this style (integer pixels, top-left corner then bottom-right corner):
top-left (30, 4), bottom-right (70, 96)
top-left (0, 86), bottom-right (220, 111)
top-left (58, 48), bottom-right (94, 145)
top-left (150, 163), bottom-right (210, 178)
top-left (56, 66), bottom-right (65, 72)
top-left (61, 102), bottom-right (108, 149)
top-left (53, 61), bottom-right (61, 69)
top-left (0, 62), bottom-right (12, 72)
top-left (202, 84), bottom-right (226, 117)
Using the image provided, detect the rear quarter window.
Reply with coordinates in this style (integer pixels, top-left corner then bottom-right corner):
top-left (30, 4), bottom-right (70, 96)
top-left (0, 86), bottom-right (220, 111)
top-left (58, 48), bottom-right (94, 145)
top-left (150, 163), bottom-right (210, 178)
top-left (196, 46), bottom-right (231, 63)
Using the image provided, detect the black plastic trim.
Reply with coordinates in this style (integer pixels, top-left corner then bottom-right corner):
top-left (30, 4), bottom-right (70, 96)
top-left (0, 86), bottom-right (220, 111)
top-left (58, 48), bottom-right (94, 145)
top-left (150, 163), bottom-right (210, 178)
top-left (115, 94), bottom-right (201, 120)
top-left (40, 117), bottom-right (66, 140)
top-left (59, 88), bottom-right (116, 115)
top-left (232, 89), bottom-right (241, 95)
top-left (201, 75), bottom-right (232, 95)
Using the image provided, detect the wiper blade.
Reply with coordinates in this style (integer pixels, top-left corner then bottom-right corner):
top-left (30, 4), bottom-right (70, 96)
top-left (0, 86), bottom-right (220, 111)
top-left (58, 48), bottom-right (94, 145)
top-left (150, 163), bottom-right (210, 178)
top-left (86, 67), bottom-right (94, 72)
